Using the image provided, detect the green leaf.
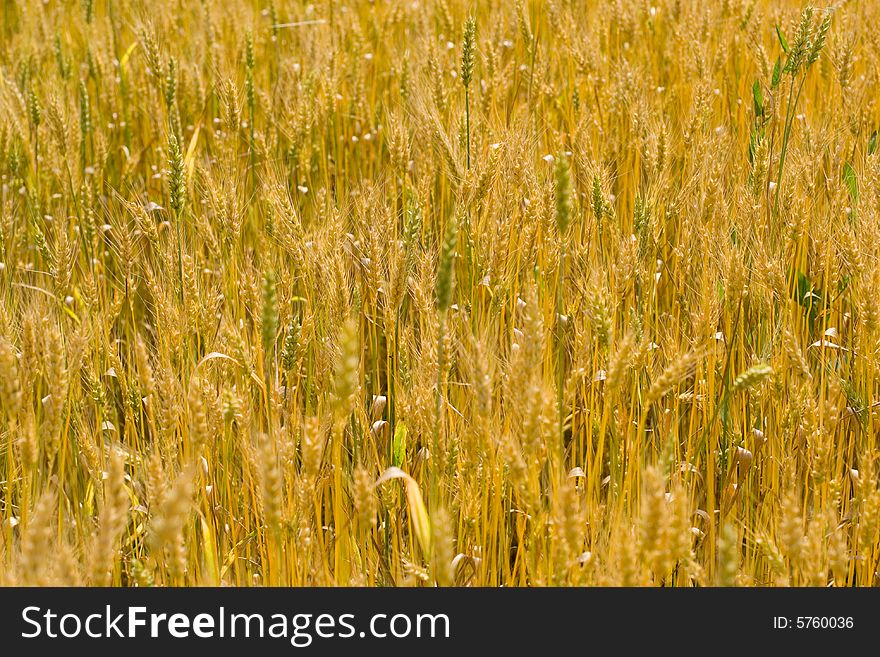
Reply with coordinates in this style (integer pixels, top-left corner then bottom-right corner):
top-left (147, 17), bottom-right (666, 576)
top-left (391, 421), bottom-right (407, 468)
top-left (869, 130), bottom-right (878, 156)
top-left (843, 161), bottom-right (859, 206)
top-left (793, 270), bottom-right (822, 330)
top-left (752, 80), bottom-right (763, 118)
top-left (719, 397), bottom-right (730, 433)
top-left (776, 25), bottom-right (789, 53)
top-left (771, 56), bottom-right (782, 88)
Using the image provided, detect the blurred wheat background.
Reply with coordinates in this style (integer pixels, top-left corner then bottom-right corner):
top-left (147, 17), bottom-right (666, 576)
top-left (1, 0), bottom-right (879, 587)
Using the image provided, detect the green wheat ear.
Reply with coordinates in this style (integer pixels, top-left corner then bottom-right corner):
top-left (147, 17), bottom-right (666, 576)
top-left (461, 16), bottom-right (476, 170)
top-left (78, 80), bottom-right (91, 138)
top-left (807, 8), bottom-right (833, 66)
top-left (164, 56), bottom-right (177, 108)
top-left (168, 131), bottom-right (186, 215)
top-left (281, 315), bottom-right (301, 372)
top-left (262, 270), bottom-right (279, 361)
top-left (461, 17), bottom-right (476, 88)
top-left (27, 87), bottom-right (42, 128)
top-left (436, 213), bottom-right (458, 312)
top-left (555, 153), bottom-right (572, 236)
top-left (168, 129), bottom-right (186, 304)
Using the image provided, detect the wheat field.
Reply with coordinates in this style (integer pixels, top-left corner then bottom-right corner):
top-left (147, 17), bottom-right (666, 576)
top-left (0, 0), bottom-right (878, 587)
